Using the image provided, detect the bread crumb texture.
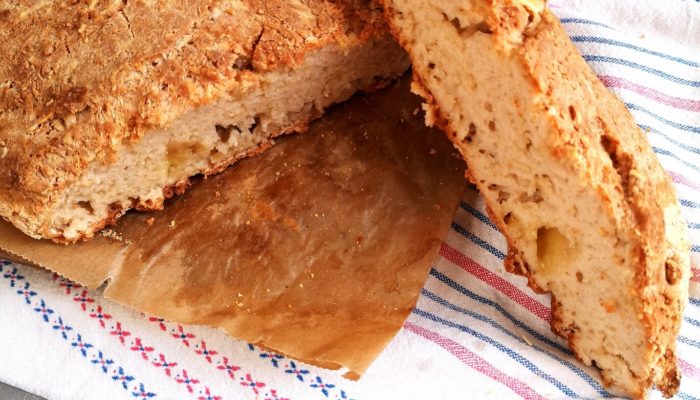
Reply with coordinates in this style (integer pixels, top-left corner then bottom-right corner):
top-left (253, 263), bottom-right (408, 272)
top-left (379, 0), bottom-right (690, 398)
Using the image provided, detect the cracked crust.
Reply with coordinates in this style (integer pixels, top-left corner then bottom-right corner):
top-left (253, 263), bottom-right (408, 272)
top-left (0, 0), bottom-right (402, 240)
top-left (379, 0), bottom-right (690, 397)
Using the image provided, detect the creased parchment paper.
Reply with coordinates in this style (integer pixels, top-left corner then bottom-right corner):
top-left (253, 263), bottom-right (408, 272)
top-left (0, 76), bottom-right (465, 377)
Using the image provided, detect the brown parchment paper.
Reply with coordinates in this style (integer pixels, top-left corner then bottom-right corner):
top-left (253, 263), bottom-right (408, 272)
top-left (0, 76), bottom-right (465, 377)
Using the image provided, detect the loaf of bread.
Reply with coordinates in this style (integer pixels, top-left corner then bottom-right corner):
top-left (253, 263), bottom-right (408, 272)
top-left (0, 0), bottom-right (408, 242)
top-left (378, 0), bottom-right (690, 397)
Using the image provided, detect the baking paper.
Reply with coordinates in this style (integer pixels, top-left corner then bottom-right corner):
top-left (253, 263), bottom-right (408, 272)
top-left (0, 76), bottom-right (466, 377)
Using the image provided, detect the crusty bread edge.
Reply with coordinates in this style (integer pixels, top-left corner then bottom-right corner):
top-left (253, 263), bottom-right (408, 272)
top-left (0, 2), bottom-right (399, 243)
top-left (378, 2), bottom-right (688, 398)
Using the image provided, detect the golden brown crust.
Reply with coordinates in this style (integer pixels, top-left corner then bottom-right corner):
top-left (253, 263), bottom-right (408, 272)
top-left (0, 0), bottom-right (389, 238)
top-left (517, 11), bottom-right (684, 398)
top-left (380, 1), bottom-right (688, 398)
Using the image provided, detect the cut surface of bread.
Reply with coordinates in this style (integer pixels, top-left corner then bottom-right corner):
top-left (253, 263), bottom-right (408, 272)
top-left (0, 0), bottom-right (408, 242)
top-left (378, 0), bottom-right (690, 397)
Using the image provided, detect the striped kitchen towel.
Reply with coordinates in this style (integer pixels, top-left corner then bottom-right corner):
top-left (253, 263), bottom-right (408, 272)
top-left (0, 1), bottom-right (699, 399)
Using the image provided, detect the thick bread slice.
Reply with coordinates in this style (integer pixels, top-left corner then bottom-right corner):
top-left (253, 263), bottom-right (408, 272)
top-left (378, 0), bottom-right (690, 397)
top-left (0, 0), bottom-right (408, 242)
